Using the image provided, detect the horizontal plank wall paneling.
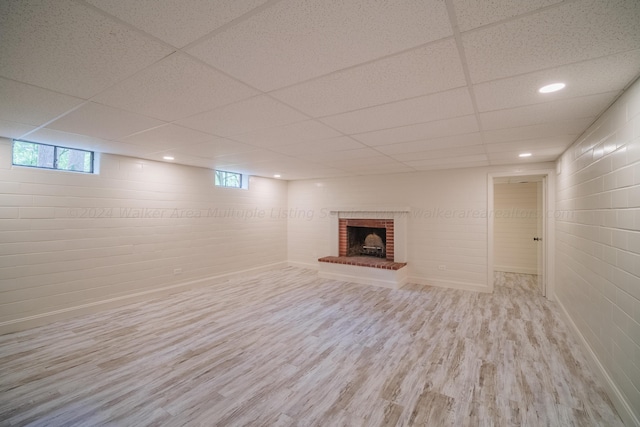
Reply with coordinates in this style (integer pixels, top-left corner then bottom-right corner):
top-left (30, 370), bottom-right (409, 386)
top-left (0, 138), bottom-right (288, 333)
top-left (555, 77), bottom-right (640, 427)
top-left (287, 163), bottom-right (554, 292)
top-left (494, 182), bottom-right (538, 274)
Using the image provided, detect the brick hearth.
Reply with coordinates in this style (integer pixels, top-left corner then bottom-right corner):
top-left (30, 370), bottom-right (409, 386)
top-left (318, 256), bottom-right (407, 270)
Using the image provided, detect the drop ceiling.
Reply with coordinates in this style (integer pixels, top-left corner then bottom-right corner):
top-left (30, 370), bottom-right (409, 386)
top-left (1, 0), bottom-right (639, 180)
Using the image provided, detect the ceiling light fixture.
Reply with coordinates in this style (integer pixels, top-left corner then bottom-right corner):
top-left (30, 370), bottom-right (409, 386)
top-left (538, 82), bottom-right (565, 93)
top-left (163, 156), bottom-right (174, 160)
top-left (519, 153), bottom-right (532, 158)
top-left (274, 174), bottom-right (281, 178)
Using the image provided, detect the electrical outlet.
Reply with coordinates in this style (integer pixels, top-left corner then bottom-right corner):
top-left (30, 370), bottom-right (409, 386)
top-left (438, 265), bottom-right (446, 271)
top-left (173, 268), bottom-right (183, 275)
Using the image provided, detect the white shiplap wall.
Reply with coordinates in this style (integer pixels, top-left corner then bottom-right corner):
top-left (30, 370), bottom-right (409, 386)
top-left (494, 182), bottom-right (538, 274)
top-left (0, 138), bottom-right (288, 333)
top-left (288, 164), bottom-right (553, 292)
top-left (556, 78), bottom-right (640, 426)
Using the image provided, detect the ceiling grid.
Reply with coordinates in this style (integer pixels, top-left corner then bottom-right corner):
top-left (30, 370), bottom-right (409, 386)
top-left (0, 0), bottom-right (638, 179)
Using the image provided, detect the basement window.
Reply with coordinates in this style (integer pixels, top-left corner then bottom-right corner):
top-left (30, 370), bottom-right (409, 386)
top-left (12, 140), bottom-right (93, 173)
top-left (215, 170), bottom-right (242, 188)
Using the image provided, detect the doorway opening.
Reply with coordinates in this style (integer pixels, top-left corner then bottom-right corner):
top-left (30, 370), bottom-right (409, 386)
top-left (487, 171), bottom-right (555, 298)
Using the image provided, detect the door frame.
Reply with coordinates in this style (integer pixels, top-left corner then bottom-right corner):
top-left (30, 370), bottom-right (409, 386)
top-left (487, 169), bottom-right (556, 299)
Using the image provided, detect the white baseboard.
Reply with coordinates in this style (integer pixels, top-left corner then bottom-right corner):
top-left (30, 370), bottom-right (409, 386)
top-left (494, 265), bottom-right (538, 275)
top-left (301, 263), bottom-right (487, 293)
top-left (287, 261), bottom-right (319, 270)
top-left (408, 276), bottom-right (490, 293)
top-left (0, 261), bottom-right (288, 336)
top-left (556, 297), bottom-right (640, 427)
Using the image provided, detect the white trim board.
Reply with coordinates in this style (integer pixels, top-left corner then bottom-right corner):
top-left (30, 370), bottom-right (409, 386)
top-left (556, 297), bottom-right (640, 427)
top-left (494, 265), bottom-right (538, 275)
top-left (287, 261), bottom-right (319, 270)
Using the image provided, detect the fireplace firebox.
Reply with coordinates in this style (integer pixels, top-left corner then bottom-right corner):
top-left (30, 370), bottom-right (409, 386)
top-left (347, 226), bottom-right (386, 258)
top-left (339, 218), bottom-right (394, 261)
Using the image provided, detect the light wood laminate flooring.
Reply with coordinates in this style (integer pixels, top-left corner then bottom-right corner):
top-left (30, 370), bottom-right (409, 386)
top-left (0, 268), bottom-right (623, 426)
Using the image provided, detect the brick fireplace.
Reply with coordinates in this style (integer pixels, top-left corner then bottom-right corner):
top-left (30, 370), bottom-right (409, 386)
top-left (317, 208), bottom-right (409, 289)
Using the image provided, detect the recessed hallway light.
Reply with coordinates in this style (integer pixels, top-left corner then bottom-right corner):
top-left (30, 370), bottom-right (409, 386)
top-left (274, 174), bottom-right (281, 178)
top-left (519, 153), bottom-right (532, 158)
top-left (538, 83), bottom-right (566, 93)
top-left (163, 156), bottom-right (174, 160)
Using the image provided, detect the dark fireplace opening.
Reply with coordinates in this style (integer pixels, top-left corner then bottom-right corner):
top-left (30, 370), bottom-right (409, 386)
top-left (347, 226), bottom-right (386, 258)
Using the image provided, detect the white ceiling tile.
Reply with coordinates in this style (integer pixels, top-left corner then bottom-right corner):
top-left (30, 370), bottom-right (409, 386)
top-left (277, 170), bottom-right (349, 181)
top-left (92, 53), bottom-right (258, 121)
top-left (291, 170), bottom-right (351, 180)
top-left (180, 138), bottom-right (256, 159)
top-left (241, 157), bottom-right (313, 172)
top-left (85, 0), bottom-right (270, 48)
top-left (479, 92), bottom-right (618, 130)
top-left (320, 87), bottom-right (474, 135)
top-left (0, 0), bottom-right (172, 98)
top-left (145, 151), bottom-right (217, 169)
top-left (375, 133), bottom-right (483, 155)
top-left (488, 149), bottom-right (562, 164)
top-left (0, 120), bottom-right (36, 140)
top-left (484, 136), bottom-right (576, 154)
top-left (453, 0), bottom-right (563, 32)
top-left (390, 145), bottom-right (486, 162)
top-left (489, 157), bottom-right (556, 166)
top-left (463, 0), bottom-right (640, 83)
top-left (247, 161), bottom-right (348, 180)
top-left (90, 141), bottom-right (153, 159)
top-left (46, 102), bottom-right (164, 141)
top-left (232, 120), bottom-right (342, 148)
top-left (298, 169), bottom-right (352, 179)
top-left (482, 118), bottom-right (593, 144)
top-left (176, 96), bottom-right (308, 137)
top-left (270, 39), bottom-right (465, 117)
top-left (405, 154), bottom-right (488, 167)
top-left (24, 128), bottom-right (124, 153)
top-left (352, 115), bottom-right (479, 147)
top-left (212, 149), bottom-right (289, 165)
top-left (322, 154), bottom-right (400, 170)
top-left (302, 148), bottom-right (387, 163)
top-left (334, 162), bottom-right (415, 175)
top-left (187, 0), bottom-right (451, 91)
top-left (120, 124), bottom-right (214, 153)
top-left (474, 50), bottom-right (640, 112)
top-left (412, 161), bottom-right (491, 171)
top-left (0, 78), bottom-right (85, 127)
top-left (405, 155), bottom-right (489, 170)
top-left (271, 136), bottom-right (365, 156)
top-left (236, 162), bottom-right (291, 178)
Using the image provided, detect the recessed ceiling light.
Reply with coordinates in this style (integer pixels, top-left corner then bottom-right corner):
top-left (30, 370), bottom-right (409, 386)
top-left (519, 153), bottom-right (532, 158)
top-left (273, 174), bottom-right (281, 178)
top-left (538, 83), bottom-right (565, 93)
top-left (163, 156), bottom-right (174, 160)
